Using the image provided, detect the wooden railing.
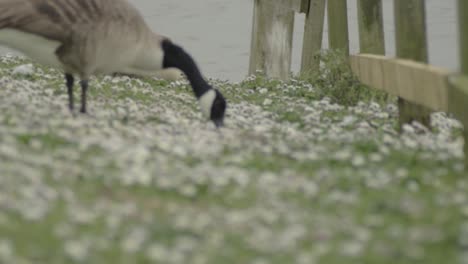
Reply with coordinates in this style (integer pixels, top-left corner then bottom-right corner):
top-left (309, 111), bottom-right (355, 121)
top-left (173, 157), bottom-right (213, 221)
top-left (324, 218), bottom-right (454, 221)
top-left (249, 0), bottom-right (468, 168)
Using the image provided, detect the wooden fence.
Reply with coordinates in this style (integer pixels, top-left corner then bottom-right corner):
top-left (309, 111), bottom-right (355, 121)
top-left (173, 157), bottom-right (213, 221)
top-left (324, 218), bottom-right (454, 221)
top-left (249, 0), bottom-right (468, 168)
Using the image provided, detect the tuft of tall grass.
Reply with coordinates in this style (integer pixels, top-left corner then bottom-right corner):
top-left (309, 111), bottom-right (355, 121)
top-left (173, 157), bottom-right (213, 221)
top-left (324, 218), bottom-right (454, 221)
top-left (299, 49), bottom-right (393, 106)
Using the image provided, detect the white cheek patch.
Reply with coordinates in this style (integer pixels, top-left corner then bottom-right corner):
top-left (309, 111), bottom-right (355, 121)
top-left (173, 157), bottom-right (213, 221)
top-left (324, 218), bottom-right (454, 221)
top-left (198, 89), bottom-right (216, 119)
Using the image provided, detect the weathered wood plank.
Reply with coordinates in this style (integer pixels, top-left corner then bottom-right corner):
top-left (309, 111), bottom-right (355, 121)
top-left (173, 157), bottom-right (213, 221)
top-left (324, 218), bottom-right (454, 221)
top-left (459, 0), bottom-right (468, 74)
top-left (395, 0), bottom-right (428, 62)
top-left (394, 0), bottom-right (431, 128)
top-left (249, 0), bottom-right (295, 80)
top-left (300, 0), bottom-right (310, 13)
top-left (327, 0), bottom-right (349, 55)
top-left (350, 54), bottom-right (450, 112)
top-left (357, 0), bottom-right (385, 54)
top-left (301, 0), bottom-right (326, 74)
top-left (264, 0), bottom-right (305, 13)
top-left (449, 75), bottom-right (468, 167)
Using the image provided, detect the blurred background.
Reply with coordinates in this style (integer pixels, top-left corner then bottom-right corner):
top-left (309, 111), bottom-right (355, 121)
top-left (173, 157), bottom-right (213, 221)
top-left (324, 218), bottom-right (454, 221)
top-left (132, 0), bottom-right (458, 81)
top-left (0, 0), bottom-right (458, 81)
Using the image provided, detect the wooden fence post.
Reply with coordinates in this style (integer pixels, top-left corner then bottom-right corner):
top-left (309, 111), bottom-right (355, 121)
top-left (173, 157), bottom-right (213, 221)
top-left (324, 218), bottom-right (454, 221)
top-left (459, 0), bottom-right (468, 75)
top-left (249, 0), bottom-right (295, 80)
top-left (449, 0), bottom-right (468, 168)
top-left (394, 0), bottom-right (432, 129)
top-left (301, 0), bottom-right (326, 74)
top-left (449, 76), bottom-right (468, 169)
top-left (357, 0), bottom-right (385, 54)
top-left (459, 0), bottom-right (468, 167)
top-left (327, 0), bottom-right (350, 56)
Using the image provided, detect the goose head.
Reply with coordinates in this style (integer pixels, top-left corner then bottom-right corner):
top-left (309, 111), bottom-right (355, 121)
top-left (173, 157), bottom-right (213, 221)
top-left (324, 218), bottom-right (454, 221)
top-left (160, 39), bottom-right (227, 128)
top-left (199, 88), bottom-right (226, 128)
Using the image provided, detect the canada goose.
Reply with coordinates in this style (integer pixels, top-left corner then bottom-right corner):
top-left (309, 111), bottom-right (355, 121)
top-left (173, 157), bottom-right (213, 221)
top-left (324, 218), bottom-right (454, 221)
top-left (0, 0), bottom-right (226, 127)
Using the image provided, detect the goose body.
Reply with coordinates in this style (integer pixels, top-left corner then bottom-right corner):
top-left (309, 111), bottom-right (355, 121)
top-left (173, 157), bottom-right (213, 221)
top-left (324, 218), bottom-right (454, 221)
top-left (0, 0), bottom-right (226, 126)
top-left (0, 29), bottom-right (62, 67)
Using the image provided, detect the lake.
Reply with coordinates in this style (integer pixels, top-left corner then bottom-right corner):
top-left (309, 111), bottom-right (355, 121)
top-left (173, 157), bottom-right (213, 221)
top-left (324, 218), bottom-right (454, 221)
top-left (0, 0), bottom-right (458, 81)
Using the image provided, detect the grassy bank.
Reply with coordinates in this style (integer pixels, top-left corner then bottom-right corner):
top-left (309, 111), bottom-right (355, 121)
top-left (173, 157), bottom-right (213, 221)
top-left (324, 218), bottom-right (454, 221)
top-left (0, 54), bottom-right (466, 263)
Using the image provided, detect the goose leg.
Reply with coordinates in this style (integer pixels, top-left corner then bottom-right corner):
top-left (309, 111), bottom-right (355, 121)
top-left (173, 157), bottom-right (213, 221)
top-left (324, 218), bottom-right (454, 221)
top-left (65, 73), bottom-right (74, 111)
top-left (79, 79), bottom-right (88, 113)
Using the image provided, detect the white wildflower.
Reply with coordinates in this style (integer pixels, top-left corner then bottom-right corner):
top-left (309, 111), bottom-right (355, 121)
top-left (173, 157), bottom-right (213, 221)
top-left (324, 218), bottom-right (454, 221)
top-left (12, 64), bottom-right (34, 76)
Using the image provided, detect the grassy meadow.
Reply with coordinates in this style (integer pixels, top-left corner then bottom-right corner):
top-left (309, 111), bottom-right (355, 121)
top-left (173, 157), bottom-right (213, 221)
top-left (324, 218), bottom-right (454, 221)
top-left (0, 53), bottom-right (466, 263)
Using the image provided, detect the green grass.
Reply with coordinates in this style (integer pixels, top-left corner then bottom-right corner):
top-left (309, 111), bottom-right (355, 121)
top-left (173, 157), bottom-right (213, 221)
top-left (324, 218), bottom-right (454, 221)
top-left (0, 54), bottom-right (466, 264)
top-left (298, 50), bottom-right (393, 106)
